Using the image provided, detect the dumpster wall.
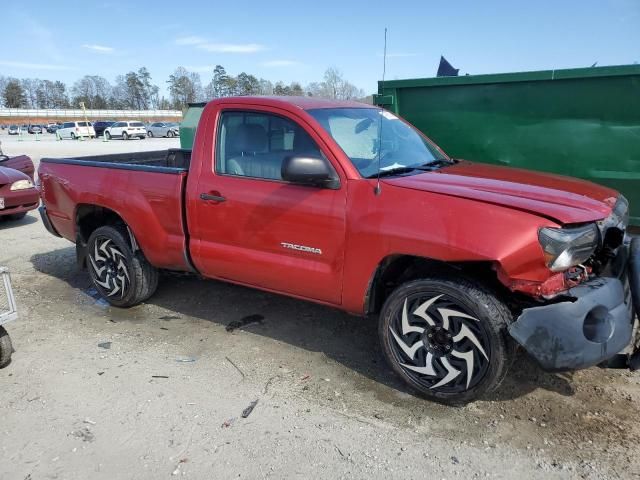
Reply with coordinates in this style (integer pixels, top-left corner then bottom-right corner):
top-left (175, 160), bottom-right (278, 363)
top-left (376, 65), bottom-right (640, 225)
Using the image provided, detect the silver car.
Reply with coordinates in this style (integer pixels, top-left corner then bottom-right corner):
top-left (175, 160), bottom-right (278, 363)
top-left (146, 122), bottom-right (180, 138)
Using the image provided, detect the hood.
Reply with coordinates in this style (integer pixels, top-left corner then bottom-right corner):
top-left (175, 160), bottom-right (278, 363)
top-left (384, 161), bottom-right (617, 224)
top-left (0, 165), bottom-right (30, 185)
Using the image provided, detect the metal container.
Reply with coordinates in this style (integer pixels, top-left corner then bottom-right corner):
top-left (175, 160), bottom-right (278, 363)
top-left (375, 64), bottom-right (640, 225)
top-left (179, 102), bottom-right (206, 151)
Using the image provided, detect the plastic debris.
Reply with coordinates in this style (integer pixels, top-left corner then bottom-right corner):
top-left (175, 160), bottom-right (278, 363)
top-left (241, 399), bottom-right (259, 418)
top-left (226, 314), bottom-right (264, 332)
top-left (97, 342), bottom-right (111, 349)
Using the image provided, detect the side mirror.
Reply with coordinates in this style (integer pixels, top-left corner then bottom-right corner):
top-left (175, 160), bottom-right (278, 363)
top-left (281, 156), bottom-right (339, 189)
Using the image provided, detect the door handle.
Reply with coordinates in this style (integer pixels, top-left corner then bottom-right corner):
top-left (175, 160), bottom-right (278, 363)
top-left (200, 192), bottom-right (226, 202)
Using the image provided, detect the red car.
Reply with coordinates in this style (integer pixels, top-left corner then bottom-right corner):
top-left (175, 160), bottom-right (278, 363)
top-left (38, 97), bottom-right (639, 403)
top-left (0, 154), bottom-right (39, 220)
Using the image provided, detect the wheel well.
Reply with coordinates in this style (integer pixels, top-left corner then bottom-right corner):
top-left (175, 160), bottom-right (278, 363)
top-left (364, 255), bottom-right (505, 315)
top-left (76, 205), bottom-right (131, 267)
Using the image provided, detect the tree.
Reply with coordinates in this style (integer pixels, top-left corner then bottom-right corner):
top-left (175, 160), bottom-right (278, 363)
top-left (3, 79), bottom-right (26, 108)
top-left (21, 79), bottom-right (40, 108)
top-left (236, 72), bottom-right (260, 96)
top-left (71, 75), bottom-right (112, 108)
top-left (205, 65), bottom-right (229, 99)
top-left (167, 67), bottom-right (202, 109)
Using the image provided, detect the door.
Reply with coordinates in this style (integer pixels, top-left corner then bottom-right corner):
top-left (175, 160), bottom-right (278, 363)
top-left (189, 107), bottom-right (348, 305)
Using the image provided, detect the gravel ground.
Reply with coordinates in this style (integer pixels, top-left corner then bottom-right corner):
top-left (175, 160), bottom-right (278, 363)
top-left (1, 132), bottom-right (639, 479)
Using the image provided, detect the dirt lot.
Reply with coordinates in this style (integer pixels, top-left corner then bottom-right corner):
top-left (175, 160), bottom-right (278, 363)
top-left (1, 133), bottom-right (639, 479)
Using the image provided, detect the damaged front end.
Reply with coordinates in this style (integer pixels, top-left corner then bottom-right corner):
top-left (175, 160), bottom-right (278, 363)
top-left (509, 198), bottom-right (640, 372)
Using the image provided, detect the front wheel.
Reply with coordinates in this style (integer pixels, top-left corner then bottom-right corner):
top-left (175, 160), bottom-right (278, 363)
top-left (167, 130), bottom-right (174, 138)
top-left (105, 131), bottom-right (111, 140)
top-left (87, 225), bottom-right (159, 307)
top-left (379, 275), bottom-right (514, 404)
top-left (122, 132), bottom-right (129, 140)
top-left (147, 131), bottom-right (153, 138)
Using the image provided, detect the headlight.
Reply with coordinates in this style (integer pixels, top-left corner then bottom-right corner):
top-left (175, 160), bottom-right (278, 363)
top-left (10, 179), bottom-right (34, 191)
top-left (538, 224), bottom-right (599, 272)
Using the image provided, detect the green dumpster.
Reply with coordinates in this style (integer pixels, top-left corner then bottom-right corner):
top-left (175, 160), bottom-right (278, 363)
top-left (180, 102), bottom-right (206, 151)
top-left (375, 64), bottom-right (640, 226)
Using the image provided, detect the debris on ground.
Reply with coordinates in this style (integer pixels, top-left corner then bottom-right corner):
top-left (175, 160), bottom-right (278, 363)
top-left (159, 315), bottom-right (181, 321)
top-left (300, 374), bottom-right (311, 381)
top-left (225, 356), bottom-right (245, 379)
top-left (225, 314), bottom-right (264, 332)
top-left (151, 375), bottom-right (169, 379)
top-left (176, 357), bottom-right (196, 363)
top-left (71, 427), bottom-right (95, 443)
top-left (221, 418), bottom-right (235, 428)
top-left (83, 418), bottom-right (96, 425)
top-left (241, 399), bottom-right (259, 418)
top-left (97, 341), bottom-right (111, 349)
top-left (172, 458), bottom-right (188, 476)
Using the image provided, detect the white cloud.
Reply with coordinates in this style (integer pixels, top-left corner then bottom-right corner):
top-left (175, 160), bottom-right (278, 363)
top-left (0, 60), bottom-right (71, 71)
top-left (261, 60), bottom-right (300, 67)
top-left (197, 43), bottom-right (266, 54)
top-left (175, 36), bottom-right (207, 46)
top-left (82, 44), bottom-right (114, 54)
top-left (176, 36), bottom-right (266, 54)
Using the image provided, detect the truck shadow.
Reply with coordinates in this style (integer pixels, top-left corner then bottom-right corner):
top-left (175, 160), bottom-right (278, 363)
top-left (31, 247), bottom-right (575, 403)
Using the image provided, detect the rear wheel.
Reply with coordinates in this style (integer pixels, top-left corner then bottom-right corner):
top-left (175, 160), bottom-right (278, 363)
top-left (167, 130), bottom-right (174, 138)
top-left (0, 326), bottom-right (13, 368)
top-left (379, 275), bottom-right (514, 404)
top-left (122, 132), bottom-right (129, 140)
top-left (87, 225), bottom-right (159, 307)
top-left (70, 132), bottom-right (76, 140)
top-left (105, 131), bottom-right (111, 140)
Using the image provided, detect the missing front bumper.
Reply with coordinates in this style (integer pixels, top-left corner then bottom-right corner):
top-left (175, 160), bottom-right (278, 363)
top-left (509, 277), bottom-right (634, 371)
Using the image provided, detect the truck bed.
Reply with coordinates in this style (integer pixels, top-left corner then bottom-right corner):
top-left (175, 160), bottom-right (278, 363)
top-left (39, 149), bottom-right (192, 272)
top-left (41, 149), bottom-right (191, 172)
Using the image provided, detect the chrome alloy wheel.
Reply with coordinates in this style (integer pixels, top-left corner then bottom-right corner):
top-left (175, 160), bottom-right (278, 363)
top-left (388, 293), bottom-right (491, 393)
top-left (89, 237), bottom-right (130, 298)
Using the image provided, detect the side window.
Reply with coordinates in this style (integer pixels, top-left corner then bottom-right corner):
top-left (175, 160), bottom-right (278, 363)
top-left (216, 111), bottom-right (323, 181)
top-left (63, 122), bottom-right (72, 128)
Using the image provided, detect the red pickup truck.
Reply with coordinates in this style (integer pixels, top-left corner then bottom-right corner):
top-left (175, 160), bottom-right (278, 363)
top-left (0, 149), bottom-right (39, 220)
top-left (39, 97), bottom-right (639, 403)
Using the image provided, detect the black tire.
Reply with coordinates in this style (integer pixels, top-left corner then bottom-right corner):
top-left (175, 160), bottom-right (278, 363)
top-left (0, 326), bottom-right (13, 368)
top-left (105, 131), bottom-right (111, 140)
top-left (86, 225), bottom-right (158, 307)
top-left (122, 132), bottom-right (129, 140)
top-left (379, 275), bottom-right (515, 405)
top-left (147, 131), bottom-right (153, 138)
top-left (70, 132), bottom-right (76, 140)
top-left (167, 130), bottom-right (174, 138)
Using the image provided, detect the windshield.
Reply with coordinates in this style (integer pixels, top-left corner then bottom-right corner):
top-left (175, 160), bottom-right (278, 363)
top-left (308, 107), bottom-right (448, 178)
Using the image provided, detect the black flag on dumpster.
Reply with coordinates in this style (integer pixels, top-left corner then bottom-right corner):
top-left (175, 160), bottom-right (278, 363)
top-left (437, 56), bottom-right (459, 77)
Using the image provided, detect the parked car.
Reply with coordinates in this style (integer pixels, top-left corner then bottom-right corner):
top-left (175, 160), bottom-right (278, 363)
top-left (0, 146), bottom-right (38, 220)
top-left (8, 125), bottom-right (19, 135)
top-left (93, 121), bottom-right (114, 137)
top-left (19, 125), bottom-right (29, 134)
top-left (104, 121), bottom-right (146, 140)
top-left (46, 124), bottom-right (59, 134)
top-left (147, 122), bottom-right (180, 138)
top-left (38, 96), bottom-right (639, 404)
top-left (27, 125), bottom-right (42, 134)
top-left (56, 121), bottom-right (96, 140)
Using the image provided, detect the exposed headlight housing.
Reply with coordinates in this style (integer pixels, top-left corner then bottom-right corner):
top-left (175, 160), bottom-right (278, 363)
top-left (611, 195), bottom-right (629, 230)
top-left (10, 179), bottom-right (34, 191)
top-left (538, 224), bottom-right (599, 272)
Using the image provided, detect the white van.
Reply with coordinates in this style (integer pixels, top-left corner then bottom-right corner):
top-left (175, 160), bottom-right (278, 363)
top-left (57, 121), bottom-right (96, 140)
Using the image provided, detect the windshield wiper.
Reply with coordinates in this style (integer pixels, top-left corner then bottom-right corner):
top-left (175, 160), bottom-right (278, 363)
top-left (366, 166), bottom-right (431, 179)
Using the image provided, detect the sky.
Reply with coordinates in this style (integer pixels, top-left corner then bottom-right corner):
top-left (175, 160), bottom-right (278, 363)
top-left (1, 0), bottom-right (638, 97)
